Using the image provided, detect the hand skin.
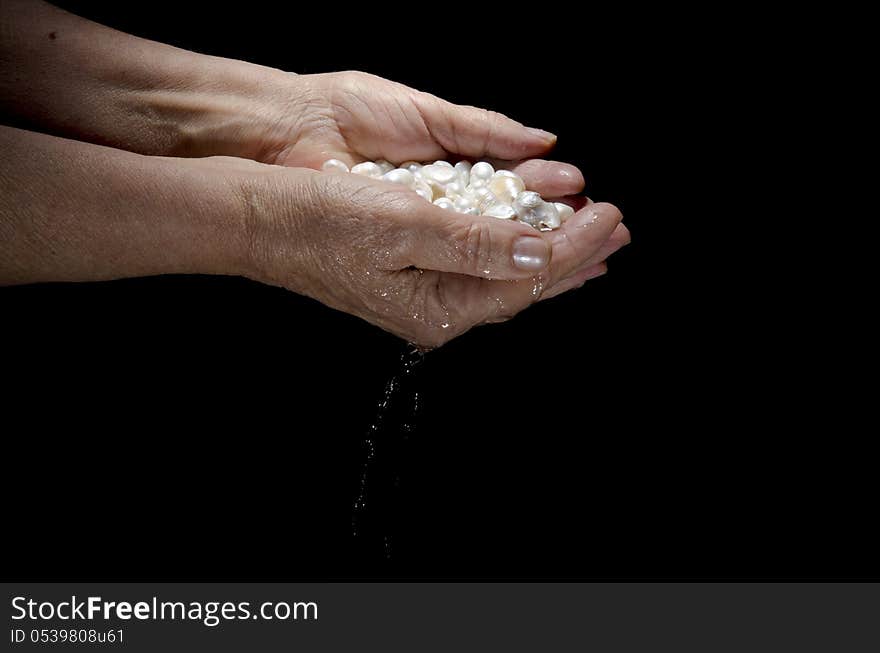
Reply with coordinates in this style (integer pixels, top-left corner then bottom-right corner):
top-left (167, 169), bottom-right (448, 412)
top-left (0, 1), bottom-right (630, 347)
top-left (0, 126), bottom-right (626, 347)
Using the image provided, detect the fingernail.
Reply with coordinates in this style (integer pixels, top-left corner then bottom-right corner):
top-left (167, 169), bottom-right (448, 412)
top-left (513, 236), bottom-right (550, 271)
top-left (526, 127), bottom-right (557, 143)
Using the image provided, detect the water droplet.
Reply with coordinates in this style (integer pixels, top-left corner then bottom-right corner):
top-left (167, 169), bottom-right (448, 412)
top-left (352, 346), bottom-right (427, 556)
top-left (531, 276), bottom-right (545, 298)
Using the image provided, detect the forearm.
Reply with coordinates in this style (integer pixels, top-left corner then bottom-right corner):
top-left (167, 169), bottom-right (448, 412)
top-left (0, 0), bottom-right (295, 159)
top-left (0, 125), bottom-right (247, 284)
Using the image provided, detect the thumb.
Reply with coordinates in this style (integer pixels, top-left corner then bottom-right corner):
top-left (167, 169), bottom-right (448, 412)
top-left (405, 207), bottom-right (552, 280)
top-left (414, 93), bottom-right (557, 160)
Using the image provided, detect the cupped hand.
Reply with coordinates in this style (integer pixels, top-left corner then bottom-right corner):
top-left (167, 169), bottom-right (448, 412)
top-left (264, 71), bottom-right (557, 168)
top-left (237, 71), bottom-right (591, 202)
top-left (230, 160), bottom-right (628, 348)
top-left (205, 70), bottom-right (629, 346)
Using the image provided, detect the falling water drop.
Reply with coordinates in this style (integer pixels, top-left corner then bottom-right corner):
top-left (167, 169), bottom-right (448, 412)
top-left (351, 345), bottom-right (425, 560)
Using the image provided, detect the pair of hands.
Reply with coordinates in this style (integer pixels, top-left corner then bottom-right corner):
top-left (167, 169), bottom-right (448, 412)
top-left (201, 71), bottom-right (629, 347)
top-left (1, 0), bottom-right (627, 348)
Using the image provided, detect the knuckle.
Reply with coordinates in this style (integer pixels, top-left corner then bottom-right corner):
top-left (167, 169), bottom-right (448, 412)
top-left (336, 70), bottom-right (372, 85)
top-left (482, 110), bottom-right (501, 151)
top-left (452, 220), bottom-right (493, 275)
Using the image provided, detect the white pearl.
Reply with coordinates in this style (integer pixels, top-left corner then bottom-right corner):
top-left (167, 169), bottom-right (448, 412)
top-left (421, 164), bottom-right (458, 185)
top-left (382, 168), bottom-right (415, 186)
top-left (482, 202), bottom-right (517, 220)
top-left (488, 172), bottom-right (526, 204)
top-left (470, 161), bottom-right (495, 185)
top-left (375, 159), bottom-right (395, 174)
top-left (413, 180), bottom-right (432, 199)
top-left (513, 191), bottom-right (544, 228)
top-left (553, 202), bottom-right (575, 223)
top-left (322, 158), bottom-right (350, 173)
top-left (538, 203), bottom-right (561, 230)
top-left (514, 190), bottom-right (542, 209)
top-left (469, 186), bottom-right (498, 211)
top-left (400, 161), bottom-right (422, 174)
top-left (360, 157), bottom-right (564, 230)
top-left (454, 161), bottom-right (472, 187)
top-left (444, 179), bottom-right (465, 198)
top-left (494, 169), bottom-right (518, 179)
top-left (454, 196), bottom-right (477, 213)
top-left (351, 162), bottom-right (383, 178)
top-left (464, 179), bottom-right (491, 195)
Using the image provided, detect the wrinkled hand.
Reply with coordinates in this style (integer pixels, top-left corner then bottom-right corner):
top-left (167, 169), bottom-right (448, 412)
top-left (263, 71), bottom-right (558, 168)
top-left (228, 160), bottom-right (627, 348)
top-left (204, 70), bottom-right (629, 345)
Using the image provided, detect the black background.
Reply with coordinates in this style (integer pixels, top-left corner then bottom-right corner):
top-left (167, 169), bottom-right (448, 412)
top-left (2, 2), bottom-right (870, 579)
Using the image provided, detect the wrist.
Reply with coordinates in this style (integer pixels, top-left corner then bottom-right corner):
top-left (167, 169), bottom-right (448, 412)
top-left (125, 56), bottom-right (305, 162)
top-left (157, 156), bottom-right (258, 278)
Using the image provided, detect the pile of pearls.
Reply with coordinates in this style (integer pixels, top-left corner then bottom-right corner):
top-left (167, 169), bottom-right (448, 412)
top-left (322, 158), bottom-right (574, 231)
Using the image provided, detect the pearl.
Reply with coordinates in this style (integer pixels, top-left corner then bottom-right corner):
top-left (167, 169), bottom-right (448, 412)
top-left (375, 159), bottom-right (395, 174)
top-left (444, 179), bottom-right (466, 198)
top-left (454, 161), bottom-right (472, 187)
top-left (514, 190), bottom-right (542, 209)
top-left (470, 161), bottom-right (494, 186)
top-left (351, 162), bottom-right (383, 178)
top-left (488, 172), bottom-right (525, 204)
top-left (469, 186), bottom-right (498, 211)
top-left (322, 158), bottom-right (350, 173)
top-left (513, 191), bottom-right (545, 228)
top-left (483, 202), bottom-right (517, 220)
top-left (339, 158), bottom-right (566, 231)
top-left (400, 161), bottom-right (422, 174)
top-left (413, 180), bottom-right (433, 202)
top-left (382, 168), bottom-right (415, 186)
top-left (454, 196), bottom-right (477, 213)
top-left (553, 202), bottom-right (575, 223)
top-left (421, 164), bottom-right (458, 185)
top-left (538, 203), bottom-right (561, 230)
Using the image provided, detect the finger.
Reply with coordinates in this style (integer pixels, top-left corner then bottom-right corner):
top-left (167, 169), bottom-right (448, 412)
top-left (544, 202), bottom-right (624, 283)
top-left (402, 206), bottom-right (552, 281)
top-left (540, 263), bottom-right (608, 301)
top-left (553, 222), bottom-right (630, 276)
top-left (488, 159), bottom-right (586, 197)
top-left (414, 93), bottom-right (557, 160)
top-left (538, 223), bottom-right (629, 299)
top-left (463, 202), bottom-right (623, 322)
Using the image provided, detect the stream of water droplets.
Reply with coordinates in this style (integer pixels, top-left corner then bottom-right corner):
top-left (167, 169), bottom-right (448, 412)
top-left (352, 345), bottom-right (425, 560)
